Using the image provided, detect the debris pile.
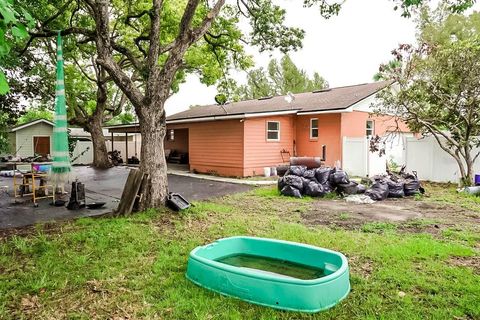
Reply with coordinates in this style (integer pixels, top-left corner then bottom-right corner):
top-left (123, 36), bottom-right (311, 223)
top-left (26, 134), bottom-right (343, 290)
top-left (278, 165), bottom-right (424, 201)
top-left (278, 166), bottom-right (366, 199)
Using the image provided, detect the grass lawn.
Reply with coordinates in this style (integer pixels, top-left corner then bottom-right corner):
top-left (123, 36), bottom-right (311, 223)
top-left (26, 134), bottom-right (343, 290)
top-left (0, 184), bottom-right (479, 319)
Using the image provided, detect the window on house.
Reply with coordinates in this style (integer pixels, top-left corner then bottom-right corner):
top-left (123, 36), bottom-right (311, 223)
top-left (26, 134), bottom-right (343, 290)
top-left (266, 121), bottom-right (280, 141)
top-left (310, 118), bottom-right (319, 139)
top-left (167, 129), bottom-right (175, 141)
top-left (366, 120), bottom-right (375, 136)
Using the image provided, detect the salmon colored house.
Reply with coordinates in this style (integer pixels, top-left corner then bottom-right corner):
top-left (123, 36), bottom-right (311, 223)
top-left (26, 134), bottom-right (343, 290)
top-left (106, 81), bottom-right (410, 177)
top-left (159, 81), bottom-right (410, 177)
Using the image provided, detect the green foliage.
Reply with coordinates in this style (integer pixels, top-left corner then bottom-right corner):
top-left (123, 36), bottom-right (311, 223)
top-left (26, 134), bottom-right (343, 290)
top-left (221, 55), bottom-right (328, 101)
top-left (105, 112), bottom-right (136, 125)
top-left (0, 111), bottom-right (10, 153)
top-left (0, 0), bottom-right (34, 94)
top-left (16, 106), bottom-right (53, 124)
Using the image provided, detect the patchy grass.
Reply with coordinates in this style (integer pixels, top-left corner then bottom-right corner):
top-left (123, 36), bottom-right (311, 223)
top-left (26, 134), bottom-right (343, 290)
top-left (424, 182), bottom-right (480, 213)
top-left (361, 222), bottom-right (397, 233)
top-left (0, 186), bottom-right (479, 319)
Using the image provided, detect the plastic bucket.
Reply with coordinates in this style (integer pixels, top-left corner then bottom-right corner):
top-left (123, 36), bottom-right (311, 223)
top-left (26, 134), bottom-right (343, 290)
top-left (263, 167), bottom-right (271, 177)
top-left (475, 174), bottom-right (480, 186)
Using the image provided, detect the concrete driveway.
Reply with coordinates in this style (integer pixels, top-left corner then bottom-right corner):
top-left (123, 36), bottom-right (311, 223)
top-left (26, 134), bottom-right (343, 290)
top-left (0, 166), bottom-right (252, 229)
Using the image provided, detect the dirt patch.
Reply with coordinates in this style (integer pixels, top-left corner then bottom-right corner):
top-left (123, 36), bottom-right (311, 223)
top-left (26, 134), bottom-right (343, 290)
top-left (302, 197), bottom-right (479, 233)
top-left (447, 256), bottom-right (480, 274)
top-left (346, 255), bottom-right (374, 278)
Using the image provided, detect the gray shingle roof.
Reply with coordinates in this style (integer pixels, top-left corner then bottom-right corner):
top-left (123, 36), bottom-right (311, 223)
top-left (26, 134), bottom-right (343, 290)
top-left (167, 81), bottom-right (392, 121)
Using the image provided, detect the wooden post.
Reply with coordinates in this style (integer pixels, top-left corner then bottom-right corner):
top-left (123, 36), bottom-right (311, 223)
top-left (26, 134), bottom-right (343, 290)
top-left (111, 132), bottom-right (114, 151)
top-left (125, 132), bottom-right (128, 163)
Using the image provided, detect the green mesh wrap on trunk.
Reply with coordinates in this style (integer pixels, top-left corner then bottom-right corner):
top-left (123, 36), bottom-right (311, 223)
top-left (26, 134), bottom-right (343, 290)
top-left (51, 32), bottom-right (71, 182)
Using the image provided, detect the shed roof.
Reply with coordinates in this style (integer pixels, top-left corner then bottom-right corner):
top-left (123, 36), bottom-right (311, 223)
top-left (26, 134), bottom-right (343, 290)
top-left (9, 119), bottom-right (54, 132)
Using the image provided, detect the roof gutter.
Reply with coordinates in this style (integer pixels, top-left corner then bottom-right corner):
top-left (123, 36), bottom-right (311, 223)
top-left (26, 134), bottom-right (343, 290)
top-left (166, 109), bottom-right (299, 124)
top-left (297, 107), bottom-right (353, 115)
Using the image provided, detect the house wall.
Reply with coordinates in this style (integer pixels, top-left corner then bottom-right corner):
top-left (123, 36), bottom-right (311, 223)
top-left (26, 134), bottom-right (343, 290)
top-left (341, 111), bottom-right (410, 137)
top-left (295, 114), bottom-right (342, 167)
top-left (15, 122), bottom-right (52, 157)
top-left (243, 115), bottom-right (295, 176)
top-left (173, 120), bottom-right (245, 177)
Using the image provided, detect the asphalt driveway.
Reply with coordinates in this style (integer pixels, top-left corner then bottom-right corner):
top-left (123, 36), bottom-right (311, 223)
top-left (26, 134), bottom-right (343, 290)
top-left (0, 166), bottom-right (252, 229)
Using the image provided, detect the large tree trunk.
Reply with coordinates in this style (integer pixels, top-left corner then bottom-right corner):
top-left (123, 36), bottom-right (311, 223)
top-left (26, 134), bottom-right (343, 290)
top-left (89, 117), bottom-right (111, 169)
top-left (138, 104), bottom-right (168, 209)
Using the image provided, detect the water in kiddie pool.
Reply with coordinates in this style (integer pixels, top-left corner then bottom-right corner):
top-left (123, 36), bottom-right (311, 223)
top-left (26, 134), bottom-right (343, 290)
top-left (215, 254), bottom-right (326, 280)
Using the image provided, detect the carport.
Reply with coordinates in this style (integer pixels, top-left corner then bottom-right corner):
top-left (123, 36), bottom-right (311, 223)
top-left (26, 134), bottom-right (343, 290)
top-left (104, 123), bottom-right (190, 167)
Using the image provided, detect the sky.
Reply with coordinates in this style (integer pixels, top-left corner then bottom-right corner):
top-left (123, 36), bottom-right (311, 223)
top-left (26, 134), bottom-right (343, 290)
top-left (164, 0), bottom-right (477, 116)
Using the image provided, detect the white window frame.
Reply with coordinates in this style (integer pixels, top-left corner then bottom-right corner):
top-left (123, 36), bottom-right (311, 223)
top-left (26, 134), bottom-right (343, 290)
top-left (266, 121), bottom-right (280, 141)
top-left (310, 118), bottom-right (319, 139)
top-left (366, 120), bottom-right (375, 137)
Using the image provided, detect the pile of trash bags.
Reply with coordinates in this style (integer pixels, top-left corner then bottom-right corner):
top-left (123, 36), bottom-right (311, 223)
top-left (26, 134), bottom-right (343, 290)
top-left (278, 165), bottom-right (424, 201)
top-left (278, 166), bottom-right (365, 198)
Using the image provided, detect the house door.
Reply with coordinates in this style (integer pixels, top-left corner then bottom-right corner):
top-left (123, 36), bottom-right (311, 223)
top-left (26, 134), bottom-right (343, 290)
top-left (33, 136), bottom-right (50, 156)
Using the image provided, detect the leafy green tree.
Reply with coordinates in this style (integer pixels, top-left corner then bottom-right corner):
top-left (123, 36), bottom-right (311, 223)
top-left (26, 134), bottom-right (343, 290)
top-left (221, 55), bottom-right (328, 101)
top-left (0, 0), bottom-right (33, 94)
top-left (375, 11), bottom-right (480, 186)
top-left (16, 0), bottom-right (134, 168)
top-left (17, 106), bottom-right (53, 124)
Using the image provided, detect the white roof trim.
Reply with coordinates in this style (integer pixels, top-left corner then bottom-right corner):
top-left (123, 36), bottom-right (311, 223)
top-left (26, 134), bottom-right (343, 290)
top-left (297, 107), bottom-right (353, 115)
top-left (166, 109), bottom-right (299, 124)
top-left (10, 119), bottom-right (54, 132)
top-left (103, 123), bottom-right (140, 129)
top-left (244, 110), bottom-right (299, 118)
top-left (167, 114), bottom-right (244, 124)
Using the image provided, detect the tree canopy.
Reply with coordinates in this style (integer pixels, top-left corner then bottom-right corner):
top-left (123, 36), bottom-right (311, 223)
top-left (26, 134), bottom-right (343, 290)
top-left (375, 10), bottom-right (480, 186)
top-left (219, 55), bottom-right (328, 101)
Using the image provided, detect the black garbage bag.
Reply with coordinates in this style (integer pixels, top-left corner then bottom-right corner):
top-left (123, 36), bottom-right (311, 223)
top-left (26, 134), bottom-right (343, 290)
top-left (356, 184), bottom-right (367, 194)
top-left (277, 176), bottom-right (287, 191)
top-left (283, 175), bottom-right (304, 191)
top-left (276, 165), bottom-right (290, 177)
top-left (303, 169), bottom-right (316, 180)
top-left (305, 181), bottom-right (325, 197)
top-left (365, 181), bottom-right (389, 201)
top-left (322, 181), bottom-right (335, 193)
top-left (301, 177), bottom-right (311, 192)
top-left (315, 167), bottom-right (332, 184)
top-left (404, 179), bottom-right (421, 196)
top-left (329, 170), bottom-right (350, 185)
top-left (281, 185), bottom-right (302, 198)
top-left (337, 181), bottom-right (360, 195)
top-left (387, 180), bottom-right (405, 198)
top-left (286, 165), bottom-right (307, 177)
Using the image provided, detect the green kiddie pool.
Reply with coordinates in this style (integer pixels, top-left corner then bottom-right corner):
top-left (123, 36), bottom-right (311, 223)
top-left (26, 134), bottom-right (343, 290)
top-left (186, 236), bottom-right (350, 313)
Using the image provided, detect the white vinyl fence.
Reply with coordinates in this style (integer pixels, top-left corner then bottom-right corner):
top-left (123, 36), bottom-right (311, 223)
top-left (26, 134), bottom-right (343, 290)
top-left (342, 137), bottom-right (387, 177)
top-left (342, 133), bottom-right (412, 178)
top-left (405, 136), bottom-right (480, 183)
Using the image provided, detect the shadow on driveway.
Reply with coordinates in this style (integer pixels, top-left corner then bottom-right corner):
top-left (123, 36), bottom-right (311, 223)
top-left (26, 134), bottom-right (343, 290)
top-left (0, 166), bottom-right (252, 229)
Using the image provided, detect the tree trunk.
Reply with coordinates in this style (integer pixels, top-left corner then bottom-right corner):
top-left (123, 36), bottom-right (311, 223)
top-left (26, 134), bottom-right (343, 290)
top-left (89, 117), bottom-right (111, 169)
top-left (138, 105), bottom-right (168, 209)
top-left (464, 155), bottom-right (474, 187)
